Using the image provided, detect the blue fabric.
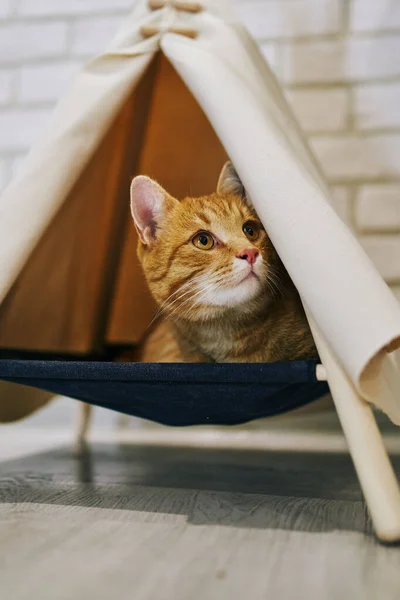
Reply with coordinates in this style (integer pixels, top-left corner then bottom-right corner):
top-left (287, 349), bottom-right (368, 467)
top-left (0, 359), bottom-right (329, 426)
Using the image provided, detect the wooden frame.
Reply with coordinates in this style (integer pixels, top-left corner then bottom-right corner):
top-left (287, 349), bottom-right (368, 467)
top-left (311, 313), bottom-right (400, 543)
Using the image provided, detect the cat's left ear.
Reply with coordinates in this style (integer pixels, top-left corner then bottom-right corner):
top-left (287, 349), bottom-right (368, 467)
top-left (130, 176), bottom-right (176, 245)
top-left (217, 161), bottom-right (246, 199)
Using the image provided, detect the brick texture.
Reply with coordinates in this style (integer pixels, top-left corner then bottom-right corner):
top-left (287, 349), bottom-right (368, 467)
top-left (279, 36), bottom-right (400, 84)
top-left (0, 0), bottom-right (399, 291)
top-left (0, 0), bottom-right (11, 19)
top-left (350, 0), bottom-right (400, 33)
top-left (278, 40), bottom-right (345, 84)
top-left (10, 154), bottom-right (27, 179)
top-left (354, 82), bottom-right (400, 130)
top-left (360, 236), bottom-right (400, 282)
top-left (235, 0), bottom-right (342, 40)
top-left (286, 88), bottom-right (348, 132)
top-left (71, 15), bottom-right (125, 56)
top-left (311, 134), bottom-right (400, 181)
top-left (0, 108), bottom-right (52, 152)
top-left (0, 69), bottom-right (13, 105)
top-left (19, 62), bottom-right (80, 104)
top-left (356, 184), bottom-right (400, 232)
top-left (345, 36), bottom-right (400, 81)
top-left (0, 22), bottom-right (69, 65)
top-left (0, 158), bottom-right (8, 190)
top-left (18, 0), bottom-right (134, 16)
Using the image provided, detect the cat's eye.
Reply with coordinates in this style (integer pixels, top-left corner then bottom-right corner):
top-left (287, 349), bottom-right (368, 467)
top-left (192, 231), bottom-right (214, 250)
top-left (243, 221), bottom-right (260, 241)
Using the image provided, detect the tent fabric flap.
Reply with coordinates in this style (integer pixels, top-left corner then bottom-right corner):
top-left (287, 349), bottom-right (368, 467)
top-left (161, 8), bottom-right (400, 423)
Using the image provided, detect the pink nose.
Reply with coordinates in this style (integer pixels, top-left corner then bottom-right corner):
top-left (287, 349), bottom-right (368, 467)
top-left (237, 248), bottom-right (259, 265)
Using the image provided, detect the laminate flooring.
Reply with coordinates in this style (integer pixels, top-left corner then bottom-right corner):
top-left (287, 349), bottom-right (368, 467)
top-left (0, 430), bottom-right (400, 600)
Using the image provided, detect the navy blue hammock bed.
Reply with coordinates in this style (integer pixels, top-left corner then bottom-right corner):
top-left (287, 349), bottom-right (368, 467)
top-left (0, 356), bottom-right (329, 426)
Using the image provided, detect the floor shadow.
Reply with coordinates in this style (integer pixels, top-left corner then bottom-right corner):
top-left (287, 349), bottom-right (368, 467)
top-left (2, 443), bottom-right (398, 536)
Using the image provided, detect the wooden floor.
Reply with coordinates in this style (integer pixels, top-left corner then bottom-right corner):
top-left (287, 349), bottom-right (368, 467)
top-left (1, 430), bottom-right (400, 600)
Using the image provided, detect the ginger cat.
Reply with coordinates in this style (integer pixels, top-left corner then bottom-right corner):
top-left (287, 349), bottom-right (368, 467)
top-left (131, 161), bottom-right (316, 363)
top-left (75, 162), bottom-right (316, 449)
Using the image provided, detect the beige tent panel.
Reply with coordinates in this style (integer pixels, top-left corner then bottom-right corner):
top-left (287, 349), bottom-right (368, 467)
top-left (0, 59), bottom-right (157, 353)
top-left (0, 54), bottom-right (227, 353)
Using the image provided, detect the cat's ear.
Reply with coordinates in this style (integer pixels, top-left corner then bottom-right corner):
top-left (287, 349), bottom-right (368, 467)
top-left (130, 176), bottom-right (175, 245)
top-left (217, 161), bottom-right (245, 198)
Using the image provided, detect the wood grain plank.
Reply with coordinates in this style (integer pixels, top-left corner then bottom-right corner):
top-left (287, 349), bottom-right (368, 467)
top-left (0, 443), bottom-right (400, 600)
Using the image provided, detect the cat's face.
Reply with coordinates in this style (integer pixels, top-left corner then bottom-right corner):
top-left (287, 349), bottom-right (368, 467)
top-left (131, 163), bottom-right (277, 321)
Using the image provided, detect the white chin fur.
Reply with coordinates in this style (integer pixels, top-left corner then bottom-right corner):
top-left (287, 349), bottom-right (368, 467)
top-left (199, 274), bottom-right (261, 307)
top-left (195, 257), bottom-right (265, 308)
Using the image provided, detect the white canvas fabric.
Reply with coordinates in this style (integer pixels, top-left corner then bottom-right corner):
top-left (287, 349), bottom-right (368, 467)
top-left (0, 0), bottom-right (399, 422)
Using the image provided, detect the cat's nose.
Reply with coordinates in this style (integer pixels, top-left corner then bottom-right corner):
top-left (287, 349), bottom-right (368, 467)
top-left (237, 248), bottom-right (259, 265)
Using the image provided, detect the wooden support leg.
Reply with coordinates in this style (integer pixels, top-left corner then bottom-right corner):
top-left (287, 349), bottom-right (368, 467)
top-left (74, 402), bottom-right (93, 454)
top-left (309, 313), bottom-right (400, 543)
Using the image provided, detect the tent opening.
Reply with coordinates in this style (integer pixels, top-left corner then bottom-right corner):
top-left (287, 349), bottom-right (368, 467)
top-left (0, 53), bottom-right (228, 360)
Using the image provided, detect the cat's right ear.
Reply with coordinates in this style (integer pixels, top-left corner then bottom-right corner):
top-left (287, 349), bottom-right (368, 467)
top-left (217, 161), bottom-right (245, 198)
top-left (130, 176), bottom-right (175, 245)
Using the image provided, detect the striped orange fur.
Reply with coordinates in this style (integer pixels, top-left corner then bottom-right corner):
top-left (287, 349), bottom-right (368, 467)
top-left (131, 162), bottom-right (317, 363)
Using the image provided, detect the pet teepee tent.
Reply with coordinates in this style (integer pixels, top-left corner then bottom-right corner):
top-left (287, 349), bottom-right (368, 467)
top-left (0, 0), bottom-right (400, 542)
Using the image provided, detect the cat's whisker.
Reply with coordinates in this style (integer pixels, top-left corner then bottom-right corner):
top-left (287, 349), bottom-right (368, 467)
top-left (147, 273), bottom-right (211, 327)
top-left (159, 274), bottom-right (211, 312)
top-left (167, 279), bottom-right (223, 321)
top-left (266, 266), bottom-right (283, 299)
top-left (266, 277), bottom-right (278, 299)
top-left (161, 287), bottom-right (202, 318)
top-left (159, 273), bottom-right (208, 308)
top-left (167, 285), bottom-right (213, 319)
top-left (178, 280), bottom-right (226, 319)
top-left (270, 276), bottom-right (283, 297)
top-left (155, 280), bottom-right (213, 324)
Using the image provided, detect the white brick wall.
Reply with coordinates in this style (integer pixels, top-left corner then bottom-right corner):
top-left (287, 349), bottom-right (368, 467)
top-left (70, 15), bottom-right (126, 57)
top-left (350, 0), bottom-right (400, 33)
top-left (0, 0), bottom-right (399, 291)
top-left (311, 134), bottom-right (400, 181)
top-left (286, 88), bottom-right (348, 133)
top-left (236, 0), bottom-right (342, 40)
top-left (0, 158), bottom-right (8, 190)
top-left (277, 40), bottom-right (346, 84)
top-left (354, 82), bottom-right (400, 129)
top-left (0, 0), bottom-right (12, 19)
top-left (19, 62), bottom-right (80, 104)
top-left (10, 154), bottom-right (28, 179)
top-left (277, 36), bottom-right (400, 85)
top-left (18, 0), bottom-right (134, 17)
top-left (0, 22), bottom-right (69, 63)
top-left (0, 107), bottom-right (51, 152)
top-left (360, 236), bottom-right (400, 282)
top-left (0, 69), bottom-right (13, 105)
top-left (356, 184), bottom-right (400, 232)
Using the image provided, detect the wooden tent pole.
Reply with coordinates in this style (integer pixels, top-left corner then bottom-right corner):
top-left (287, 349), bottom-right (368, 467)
top-left (307, 311), bottom-right (400, 543)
